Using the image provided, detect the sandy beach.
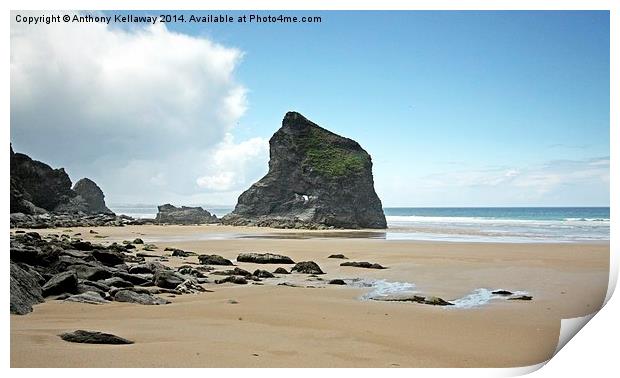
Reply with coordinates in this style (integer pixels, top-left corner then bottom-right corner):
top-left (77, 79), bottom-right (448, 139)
top-left (10, 224), bottom-right (609, 368)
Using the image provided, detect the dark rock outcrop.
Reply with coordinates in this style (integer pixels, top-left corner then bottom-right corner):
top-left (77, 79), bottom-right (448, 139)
top-left (10, 262), bottom-right (44, 314)
top-left (72, 178), bottom-right (113, 214)
top-left (155, 204), bottom-right (219, 225)
top-left (222, 112), bottom-right (386, 229)
top-left (10, 146), bottom-right (115, 216)
top-left (10, 146), bottom-right (76, 213)
top-left (273, 267), bottom-right (290, 274)
top-left (59, 330), bottom-right (134, 344)
top-left (237, 252), bottom-right (295, 264)
top-left (328, 279), bottom-right (347, 285)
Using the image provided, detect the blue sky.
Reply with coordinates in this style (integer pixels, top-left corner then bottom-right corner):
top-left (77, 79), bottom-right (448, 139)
top-left (12, 11), bottom-right (610, 206)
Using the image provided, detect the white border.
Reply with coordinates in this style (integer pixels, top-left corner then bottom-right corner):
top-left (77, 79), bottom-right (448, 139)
top-left (3, 1), bottom-right (617, 377)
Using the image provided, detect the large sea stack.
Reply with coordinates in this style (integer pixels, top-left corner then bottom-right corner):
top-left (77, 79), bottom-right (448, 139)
top-left (222, 112), bottom-right (386, 229)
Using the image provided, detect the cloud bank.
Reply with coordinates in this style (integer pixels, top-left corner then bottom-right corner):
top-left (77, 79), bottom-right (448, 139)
top-left (11, 11), bottom-right (268, 205)
top-left (376, 157), bottom-right (609, 207)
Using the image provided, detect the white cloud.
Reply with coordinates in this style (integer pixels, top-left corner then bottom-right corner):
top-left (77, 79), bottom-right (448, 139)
top-left (196, 133), bottom-right (269, 192)
top-left (11, 11), bottom-right (267, 205)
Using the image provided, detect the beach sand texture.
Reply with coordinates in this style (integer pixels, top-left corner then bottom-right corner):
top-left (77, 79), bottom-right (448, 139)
top-left (10, 225), bottom-right (609, 368)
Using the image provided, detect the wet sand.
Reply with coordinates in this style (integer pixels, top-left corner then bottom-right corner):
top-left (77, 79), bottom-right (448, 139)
top-left (10, 225), bottom-right (610, 367)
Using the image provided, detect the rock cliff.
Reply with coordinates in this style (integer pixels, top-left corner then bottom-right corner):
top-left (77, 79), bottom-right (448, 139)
top-left (222, 112), bottom-right (386, 229)
top-left (10, 146), bottom-right (113, 215)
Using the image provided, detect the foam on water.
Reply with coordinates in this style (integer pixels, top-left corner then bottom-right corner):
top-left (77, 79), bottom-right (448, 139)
top-left (349, 279), bottom-right (530, 309)
top-left (346, 278), bottom-right (417, 300)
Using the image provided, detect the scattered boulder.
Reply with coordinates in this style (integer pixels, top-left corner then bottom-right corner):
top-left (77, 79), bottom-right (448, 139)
top-left (273, 267), bottom-right (290, 274)
top-left (41, 271), bottom-right (78, 297)
top-left (114, 289), bottom-right (170, 305)
top-left (10, 262), bottom-right (44, 314)
top-left (59, 330), bottom-right (133, 344)
top-left (291, 261), bottom-right (324, 275)
top-left (237, 252), bottom-right (295, 264)
top-left (340, 261), bottom-right (386, 269)
top-left (221, 112), bottom-right (387, 229)
top-left (328, 279), bottom-right (346, 285)
top-left (155, 204), bottom-right (219, 225)
top-left (132, 238), bottom-right (144, 244)
top-left (198, 254), bottom-right (233, 266)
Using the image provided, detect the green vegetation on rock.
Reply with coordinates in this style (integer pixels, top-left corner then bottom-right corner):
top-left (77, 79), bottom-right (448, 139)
top-left (298, 127), bottom-right (367, 177)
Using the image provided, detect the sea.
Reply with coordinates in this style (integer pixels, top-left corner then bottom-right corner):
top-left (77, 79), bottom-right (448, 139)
top-left (108, 205), bottom-right (610, 243)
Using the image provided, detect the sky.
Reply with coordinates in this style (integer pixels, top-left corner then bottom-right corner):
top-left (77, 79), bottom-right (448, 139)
top-left (10, 10), bottom-right (610, 207)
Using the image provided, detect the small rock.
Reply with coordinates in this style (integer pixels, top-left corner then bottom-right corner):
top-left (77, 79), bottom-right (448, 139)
top-left (508, 295), bottom-right (533, 301)
top-left (328, 279), bottom-right (346, 285)
top-left (132, 238), bottom-right (144, 244)
top-left (328, 254), bottom-right (348, 259)
top-left (492, 290), bottom-right (513, 296)
top-left (340, 261), bottom-right (386, 269)
top-left (59, 330), bottom-right (133, 344)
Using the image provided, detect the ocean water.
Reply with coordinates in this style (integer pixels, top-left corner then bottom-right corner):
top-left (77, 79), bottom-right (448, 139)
top-left (383, 207), bottom-right (609, 243)
top-left (108, 205), bottom-right (609, 243)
